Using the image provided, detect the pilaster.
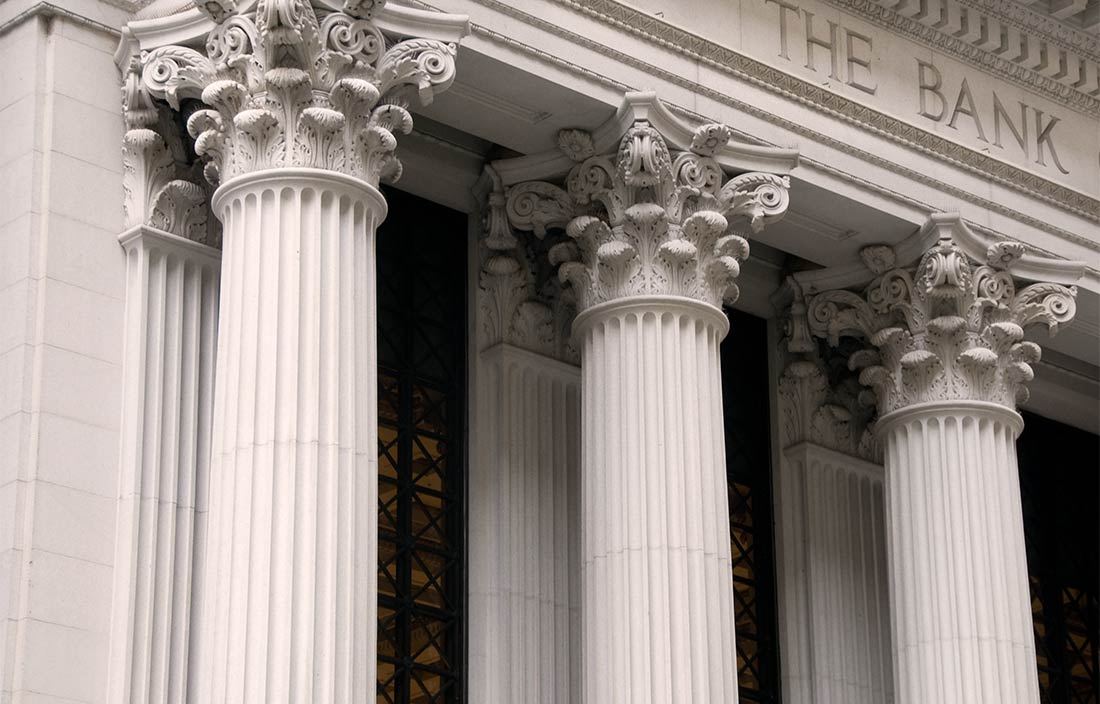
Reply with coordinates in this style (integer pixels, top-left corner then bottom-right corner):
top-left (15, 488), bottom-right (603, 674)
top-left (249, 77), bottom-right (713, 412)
top-left (469, 169), bottom-right (581, 703)
top-left (802, 214), bottom-right (1082, 704)
top-left (773, 326), bottom-right (893, 704)
top-left (492, 97), bottom-right (798, 703)
top-left (109, 226), bottom-right (220, 704)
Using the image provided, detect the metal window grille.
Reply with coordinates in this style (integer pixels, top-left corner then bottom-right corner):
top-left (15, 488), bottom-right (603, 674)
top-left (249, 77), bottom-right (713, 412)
top-left (376, 188), bottom-right (467, 704)
top-left (723, 309), bottom-right (782, 702)
top-left (1019, 412), bottom-right (1099, 704)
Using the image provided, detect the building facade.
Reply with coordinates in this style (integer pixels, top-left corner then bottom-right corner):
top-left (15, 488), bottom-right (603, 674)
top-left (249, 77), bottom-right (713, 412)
top-left (0, 0), bottom-right (1097, 701)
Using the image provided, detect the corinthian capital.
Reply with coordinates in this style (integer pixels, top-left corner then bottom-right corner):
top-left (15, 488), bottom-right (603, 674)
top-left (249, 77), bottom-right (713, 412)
top-left (136, 0), bottom-right (459, 186)
top-left (499, 117), bottom-right (792, 313)
top-left (804, 217), bottom-right (1078, 416)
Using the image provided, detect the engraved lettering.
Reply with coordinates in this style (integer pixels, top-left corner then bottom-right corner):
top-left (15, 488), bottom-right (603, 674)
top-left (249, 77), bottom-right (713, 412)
top-left (766, 0), bottom-right (802, 61)
top-left (947, 78), bottom-right (987, 142)
top-left (845, 29), bottom-right (876, 95)
top-left (917, 60), bottom-right (946, 121)
top-left (803, 10), bottom-right (840, 80)
top-left (1033, 109), bottom-right (1070, 175)
top-left (992, 93), bottom-right (1028, 157)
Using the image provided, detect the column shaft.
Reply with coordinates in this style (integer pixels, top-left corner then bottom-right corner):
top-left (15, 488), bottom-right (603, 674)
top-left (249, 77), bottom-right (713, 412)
top-left (469, 344), bottom-right (581, 703)
top-left (580, 298), bottom-right (738, 704)
top-left (776, 444), bottom-right (892, 704)
top-left (199, 169), bottom-right (383, 702)
top-left (109, 228), bottom-right (220, 703)
top-left (881, 402), bottom-right (1038, 704)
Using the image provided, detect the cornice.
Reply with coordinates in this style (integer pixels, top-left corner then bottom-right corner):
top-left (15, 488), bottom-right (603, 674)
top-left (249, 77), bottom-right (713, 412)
top-left (458, 0), bottom-right (1100, 252)
top-left (956, 0), bottom-right (1099, 60)
top-left (819, 0), bottom-right (1099, 106)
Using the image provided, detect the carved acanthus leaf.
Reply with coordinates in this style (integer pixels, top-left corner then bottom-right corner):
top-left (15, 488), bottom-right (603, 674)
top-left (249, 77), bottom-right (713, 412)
top-left (479, 170), bottom-right (577, 363)
top-left (805, 233), bottom-right (1078, 415)
top-left (122, 58), bottom-right (220, 246)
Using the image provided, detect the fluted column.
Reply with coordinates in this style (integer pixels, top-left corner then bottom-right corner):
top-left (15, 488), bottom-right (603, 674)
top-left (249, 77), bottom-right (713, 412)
top-left (200, 170), bottom-right (381, 701)
top-left (126, 0), bottom-right (463, 699)
top-left (879, 401), bottom-right (1033, 703)
top-left (578, 297), bottom-right (736, 702)
top-left (500, 117), bottom-right (793, 703)
top-left (806, 220), bottom-right (1080, 704)
top-left (774, 358), bottom-right (892, 704)
top-left (109, 226), bottom-right (220, 704)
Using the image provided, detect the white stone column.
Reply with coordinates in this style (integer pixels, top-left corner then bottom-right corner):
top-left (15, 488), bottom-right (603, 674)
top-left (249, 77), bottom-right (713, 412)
top-left (577, 296), bottom-right (736, 702)
top-left (806, 224), bottom-right (1079, 704)
top-left (469, 173), bottom-right (582, 703)
top-left (200, 170), bottom-right (382, 700)
top-left (879, 400), bottom-right (1033, 703)
top-left (774, 359), bottom-right (892, 704)
top-left (130, 2), bottom-right (462, 699)
top-left (109, 226), bottom-right (220, 704)
top-left (506, 119), bottom-right (793, 703)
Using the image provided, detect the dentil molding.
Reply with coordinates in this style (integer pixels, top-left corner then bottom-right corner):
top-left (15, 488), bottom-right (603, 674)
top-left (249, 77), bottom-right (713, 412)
top-left (803, 213), bottom-right (1081, 416)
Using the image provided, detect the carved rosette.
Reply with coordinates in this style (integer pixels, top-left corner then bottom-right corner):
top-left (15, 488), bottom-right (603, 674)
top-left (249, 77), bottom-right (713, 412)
top-left (136, 0), bottom-right (457, 187)
top-left (479, 169), bottom-right (578, 363)
top-left (806, 237), bottom-right (1077, 416)
top-left (502, 121), bottom-right (791, 313)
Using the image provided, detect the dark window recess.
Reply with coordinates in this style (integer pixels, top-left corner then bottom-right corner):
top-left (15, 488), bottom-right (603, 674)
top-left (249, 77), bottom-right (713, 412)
top-left (1018, 412), bottom-right (1099, 704)
top-left (722, 309), bottom-right (781, 702)
top-left (376, 187), bottom-right (467, 704)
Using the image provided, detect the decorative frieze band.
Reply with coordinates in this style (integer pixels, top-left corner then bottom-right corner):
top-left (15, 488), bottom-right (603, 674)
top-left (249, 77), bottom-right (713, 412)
top-left (464, 0), bottom-right (1100, 244)
top-left (802, 215), bottom-right (1079, 416)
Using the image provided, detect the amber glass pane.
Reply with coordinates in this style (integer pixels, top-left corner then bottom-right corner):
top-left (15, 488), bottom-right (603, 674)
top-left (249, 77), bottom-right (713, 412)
top-left (722, 310), bottom-right (780, 702)
top-left (376, 187), bottom-right (466, 704)
top-left (1019, 411), bottom-right (1099, 704)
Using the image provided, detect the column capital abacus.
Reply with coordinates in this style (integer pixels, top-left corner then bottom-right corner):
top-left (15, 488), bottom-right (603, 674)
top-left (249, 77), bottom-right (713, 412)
top-left (134, 0), bottom-right (458, 187)
top-left (803, 216), bottom-right (1079, 417)
top-left (500, 119), bottom-right (792, 316)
